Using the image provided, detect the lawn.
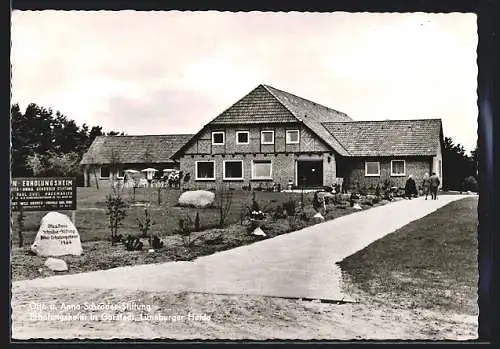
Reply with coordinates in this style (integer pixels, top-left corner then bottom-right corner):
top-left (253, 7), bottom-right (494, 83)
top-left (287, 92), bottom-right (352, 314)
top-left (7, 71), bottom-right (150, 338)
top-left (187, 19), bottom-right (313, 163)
top-left (11, 187), bottom-right (306, 244)
top-left (12, 186), bottom-right (389, 281)
top-left (338, 196), bottom-right (478, 316)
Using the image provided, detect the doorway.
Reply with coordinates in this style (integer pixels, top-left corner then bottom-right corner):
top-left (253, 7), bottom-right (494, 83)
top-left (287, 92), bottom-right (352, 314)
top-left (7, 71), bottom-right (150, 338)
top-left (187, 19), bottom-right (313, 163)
top-left (297, 160), bottom-right (323, 187)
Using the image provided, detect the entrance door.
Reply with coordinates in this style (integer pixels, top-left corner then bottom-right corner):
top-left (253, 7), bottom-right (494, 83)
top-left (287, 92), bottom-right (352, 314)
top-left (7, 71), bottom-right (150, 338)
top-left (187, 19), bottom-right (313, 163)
top-left (297, 160), bottom-right (323, 187)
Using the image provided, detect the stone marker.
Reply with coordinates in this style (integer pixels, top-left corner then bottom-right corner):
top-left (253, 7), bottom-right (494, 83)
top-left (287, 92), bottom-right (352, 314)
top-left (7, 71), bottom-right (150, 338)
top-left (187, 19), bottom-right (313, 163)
top-left (178, 190), bottom-right (215, 208)
top-left (31, 212), bottom-right (83, 257)
top-left (44, 257), bottom-right (68, 272)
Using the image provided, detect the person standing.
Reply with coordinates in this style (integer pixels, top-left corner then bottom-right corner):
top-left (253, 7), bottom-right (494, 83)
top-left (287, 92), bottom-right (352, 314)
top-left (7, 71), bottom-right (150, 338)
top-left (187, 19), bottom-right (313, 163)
top-left (429, 172), bottom-right (441, 200)
top-left (405, 175), bottom-right (417, 200)
top-left (422, 172), bottom-right (431, 200)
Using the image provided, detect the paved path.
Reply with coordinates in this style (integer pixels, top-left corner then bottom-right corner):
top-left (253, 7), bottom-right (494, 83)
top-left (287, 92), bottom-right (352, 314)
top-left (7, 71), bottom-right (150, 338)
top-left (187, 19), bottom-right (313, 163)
top-left (13, 195), bottom-right (469, 302)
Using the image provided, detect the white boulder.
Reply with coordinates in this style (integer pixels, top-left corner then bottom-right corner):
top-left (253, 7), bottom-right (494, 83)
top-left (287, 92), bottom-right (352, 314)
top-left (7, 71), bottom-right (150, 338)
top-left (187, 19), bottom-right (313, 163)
top-left (31, 212), bottom-right (82, 257)
top-left (44, 257), bottom-right (68, 272)
top-left (178, 190), bottom-right (215, 208)
top-left (353, 203), bottom-right (362, 210)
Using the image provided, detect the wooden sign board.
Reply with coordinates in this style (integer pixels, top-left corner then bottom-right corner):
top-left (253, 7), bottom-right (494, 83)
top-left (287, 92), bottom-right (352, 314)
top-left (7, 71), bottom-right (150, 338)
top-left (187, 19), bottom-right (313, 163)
top-left (11, 177), bottom-right (77, 212)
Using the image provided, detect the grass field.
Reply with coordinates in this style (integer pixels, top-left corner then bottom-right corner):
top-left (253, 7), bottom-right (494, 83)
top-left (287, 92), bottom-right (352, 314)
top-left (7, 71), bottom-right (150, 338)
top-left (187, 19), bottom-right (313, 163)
top-left (338, 196), bottom-right (478, 316)
top-left (11, 187), bottom-right (316, 245)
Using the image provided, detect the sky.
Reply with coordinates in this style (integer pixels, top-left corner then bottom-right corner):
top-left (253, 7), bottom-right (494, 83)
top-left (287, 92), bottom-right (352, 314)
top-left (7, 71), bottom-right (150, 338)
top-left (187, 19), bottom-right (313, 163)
top-left (11, 11), bottom-right (478, 154)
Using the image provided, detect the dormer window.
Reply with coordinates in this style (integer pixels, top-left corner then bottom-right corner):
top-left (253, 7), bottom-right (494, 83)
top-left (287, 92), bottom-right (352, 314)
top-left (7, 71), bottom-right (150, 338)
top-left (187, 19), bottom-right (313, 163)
top-left (261, 130), bottom-right (274, 145)
top-left (212, 131), bottom-right (225, 145)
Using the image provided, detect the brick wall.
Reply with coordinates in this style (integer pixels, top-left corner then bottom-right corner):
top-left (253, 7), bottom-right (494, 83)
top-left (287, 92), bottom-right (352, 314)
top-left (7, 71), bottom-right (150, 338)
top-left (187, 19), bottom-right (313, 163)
top-left (182, 123), bottom-right (330, 156)
top-left (180, 152), bottom-right (336, 190)
top-left (343, 157), bottom-right (434, 190)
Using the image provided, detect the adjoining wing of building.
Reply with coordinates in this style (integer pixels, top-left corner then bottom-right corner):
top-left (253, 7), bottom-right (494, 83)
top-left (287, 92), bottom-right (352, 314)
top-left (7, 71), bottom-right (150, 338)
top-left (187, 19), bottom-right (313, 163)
top-left (81, 84), bottom-right (444, 189)
top-left (79, 134), bottom-right (193, 187)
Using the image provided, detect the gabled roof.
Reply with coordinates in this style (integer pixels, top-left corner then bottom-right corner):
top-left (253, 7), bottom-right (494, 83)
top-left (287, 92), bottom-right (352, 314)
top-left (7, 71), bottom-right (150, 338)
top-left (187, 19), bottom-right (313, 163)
top-left (263, 85), bottom-right (352, 156)
top-left (322, 119), bottom-right (443, 157)
top-left (174, 84), bottom-right (353, 157)
top-left (80, 134), bottom-right (193, 165)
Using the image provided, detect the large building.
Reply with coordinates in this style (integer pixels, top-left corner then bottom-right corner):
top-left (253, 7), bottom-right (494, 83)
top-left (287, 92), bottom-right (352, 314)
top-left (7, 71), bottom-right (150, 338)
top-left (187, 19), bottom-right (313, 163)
top-left (171, 84), bottom-right (443, 190)
top-left (81, 84), bottom-right (443, 190)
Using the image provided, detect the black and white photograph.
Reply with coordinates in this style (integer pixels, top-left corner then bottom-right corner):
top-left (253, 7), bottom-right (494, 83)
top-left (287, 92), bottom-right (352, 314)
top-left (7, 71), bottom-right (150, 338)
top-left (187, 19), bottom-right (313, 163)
top-left (10, 10), bottom-right (479, 340)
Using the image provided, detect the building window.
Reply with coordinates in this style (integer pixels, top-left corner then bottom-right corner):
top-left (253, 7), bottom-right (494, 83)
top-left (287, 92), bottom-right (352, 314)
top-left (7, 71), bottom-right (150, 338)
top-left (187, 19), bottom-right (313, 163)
top-left (391, 160), bottom-right (406, 176)
top-left (223, 160), bottom-right (243, 180)
top-left (100, 166), bottom-right (110, 179)
top-left (365, 161), bottom-right (380, 177)
top-left (252, 160), bottom-right (272, 179)
top-left (286, 130), bottom-right (300, 144)
top-left (195, 161), bottom-right (215, 180)
top-left (212, 131), bottom-right (225, 145)
top-left (116, 169), bottom-right (125, 179)
top-left (261, 130), bottom-right (274, 144)
top-left (236, 131), bottom-right (249, 145)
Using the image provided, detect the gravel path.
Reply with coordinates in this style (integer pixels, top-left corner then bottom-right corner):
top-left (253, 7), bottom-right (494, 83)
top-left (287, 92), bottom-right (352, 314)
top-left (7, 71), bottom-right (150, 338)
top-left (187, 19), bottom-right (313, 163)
top-left (12, 195), bottom-right (469, 302)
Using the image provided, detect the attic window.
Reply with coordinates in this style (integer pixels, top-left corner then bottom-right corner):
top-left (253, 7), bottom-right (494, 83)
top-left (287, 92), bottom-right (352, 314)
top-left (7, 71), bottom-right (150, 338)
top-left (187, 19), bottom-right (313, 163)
top-left (212, 131), bottom-right (225, 145)
top-left (236, 131), bottom-right (249, 145)
top-left (261, 130), bottom-right (274, 145)
top-left (286, 130), bottom-right (300, 144)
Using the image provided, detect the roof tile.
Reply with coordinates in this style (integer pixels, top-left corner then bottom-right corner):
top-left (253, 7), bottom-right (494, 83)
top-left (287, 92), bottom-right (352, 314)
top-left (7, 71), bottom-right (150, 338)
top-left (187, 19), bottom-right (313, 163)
top-left (322, 119), bottom-right (442, 156)
top-left (80, 134), bottom-right (193, 165)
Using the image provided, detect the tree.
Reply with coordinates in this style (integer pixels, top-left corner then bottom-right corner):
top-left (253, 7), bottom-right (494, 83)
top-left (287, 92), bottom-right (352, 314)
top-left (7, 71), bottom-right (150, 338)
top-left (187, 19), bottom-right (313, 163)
top-left (442, 136), bottom-right (476, 191)
top-left (11, 102), bottom-right (123, 180)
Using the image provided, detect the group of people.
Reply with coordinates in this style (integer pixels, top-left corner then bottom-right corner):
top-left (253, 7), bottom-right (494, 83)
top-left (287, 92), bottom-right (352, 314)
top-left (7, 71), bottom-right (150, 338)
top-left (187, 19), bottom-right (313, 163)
top-left (404, 172), bottom-right (441, 200)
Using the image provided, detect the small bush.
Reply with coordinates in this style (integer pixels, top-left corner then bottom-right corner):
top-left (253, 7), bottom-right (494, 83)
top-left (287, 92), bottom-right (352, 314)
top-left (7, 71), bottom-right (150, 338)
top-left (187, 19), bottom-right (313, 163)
top-left (281, 196), bottom-right (298, 217)
top-left (463, 176), bottom-right (478, 192)
top-left (105, 190), bottom-right (128, 245)
top-left (359, 186), bottom-right (368, 196)
top-left (123, 235), bottom-right (143, 251)
top-left (312, 191), bottom-right (323, 211)
top-left (151, 235), bottom-right (164, 249)
top-left (112, 234), bottom-right (123, 244)
top-left (136, 207), bottom-right (154, 238)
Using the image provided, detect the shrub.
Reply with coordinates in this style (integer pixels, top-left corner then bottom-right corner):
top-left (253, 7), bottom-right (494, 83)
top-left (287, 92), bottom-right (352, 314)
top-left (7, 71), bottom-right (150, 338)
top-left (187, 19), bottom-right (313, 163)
top-left (176, 214), bottom-right (208, 248)
top-left (136, 207), bottom-right (154, 238)
top-left (359, 186), bottom-right (368, 196)
top-left (151, 235), bottom-right (164, 249)
top-left (312, 191), bottom-right (323, 212)
top-left (463, 176), bottom-right (478, 192)
top-left (112, 234), bottom-right (123, 244)
top-left (273, 196), bottom-right (298, 219)
top-left (216, 184), bottom-right (234, 227)
top-left (123, 235), bottom-right (143, 251)
top-left (105, 188), bottom-right (128, 245)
